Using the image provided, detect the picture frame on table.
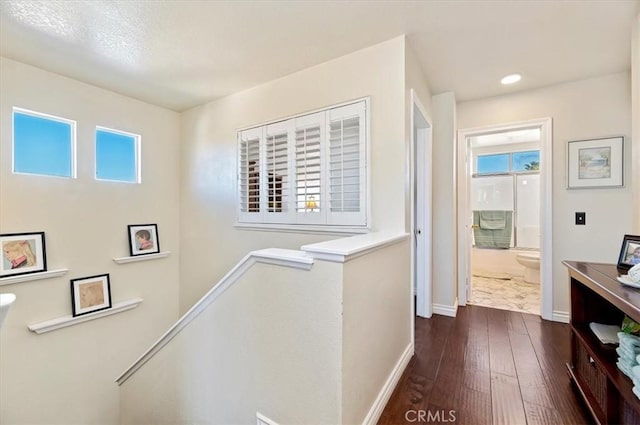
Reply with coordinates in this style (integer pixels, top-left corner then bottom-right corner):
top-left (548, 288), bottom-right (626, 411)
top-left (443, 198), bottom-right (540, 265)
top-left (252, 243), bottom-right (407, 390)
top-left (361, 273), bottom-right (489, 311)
top-left (618, 234), bottom-right (640, 271)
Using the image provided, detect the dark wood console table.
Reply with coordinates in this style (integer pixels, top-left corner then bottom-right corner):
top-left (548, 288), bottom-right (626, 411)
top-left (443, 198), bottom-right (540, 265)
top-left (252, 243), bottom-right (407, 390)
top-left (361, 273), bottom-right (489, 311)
top-left (563, 261), bottom-right (640, 424)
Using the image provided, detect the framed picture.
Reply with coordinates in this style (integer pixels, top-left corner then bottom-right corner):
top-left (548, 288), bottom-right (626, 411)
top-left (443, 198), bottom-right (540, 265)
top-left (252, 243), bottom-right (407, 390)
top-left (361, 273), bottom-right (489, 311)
top-left (127, 224), bottom-right (160, 256)
top-left (618, 235), bottom-right (640, 271)
top-left (567, 136), bottom-right (624, 189)
top-left (71, 274), bottom-right (112, 317)
top-left (0, 232), bottom-right (47, 278)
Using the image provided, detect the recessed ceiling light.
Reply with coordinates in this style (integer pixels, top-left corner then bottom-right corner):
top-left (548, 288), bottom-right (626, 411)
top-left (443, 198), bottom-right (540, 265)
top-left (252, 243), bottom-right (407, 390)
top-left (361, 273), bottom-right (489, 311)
top-left (501, 74), bottom-right (522, 85)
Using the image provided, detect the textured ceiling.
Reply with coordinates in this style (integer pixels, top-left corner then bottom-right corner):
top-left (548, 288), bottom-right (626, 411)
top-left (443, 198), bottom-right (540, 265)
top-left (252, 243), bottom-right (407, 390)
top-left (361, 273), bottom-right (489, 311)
top-left (0, 0), bottom-right (637, 111)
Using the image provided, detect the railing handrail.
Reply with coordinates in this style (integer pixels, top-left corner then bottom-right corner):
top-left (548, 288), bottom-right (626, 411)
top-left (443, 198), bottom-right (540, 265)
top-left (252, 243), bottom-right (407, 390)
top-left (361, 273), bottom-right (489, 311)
top-left (115, 248), bottom-right (313, 385)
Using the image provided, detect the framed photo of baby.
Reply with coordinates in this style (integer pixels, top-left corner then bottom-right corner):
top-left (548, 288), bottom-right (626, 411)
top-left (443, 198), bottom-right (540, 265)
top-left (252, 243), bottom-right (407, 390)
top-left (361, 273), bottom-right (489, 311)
top-left (618, 234), bottom-right (640, 271)
top-left (70, 274), bottom-right (112, 317)
top-left (0, 232), bottom-right (47, 278)
top-left (127, 224), bottom-right (160, 256)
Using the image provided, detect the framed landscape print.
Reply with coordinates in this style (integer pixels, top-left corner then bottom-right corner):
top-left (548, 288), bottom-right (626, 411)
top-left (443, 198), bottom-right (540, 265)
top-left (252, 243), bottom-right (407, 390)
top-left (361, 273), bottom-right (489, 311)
top-left (567, 136), bottom-right (624, 189)
top-left (0, 232), bottom-right (47, 278)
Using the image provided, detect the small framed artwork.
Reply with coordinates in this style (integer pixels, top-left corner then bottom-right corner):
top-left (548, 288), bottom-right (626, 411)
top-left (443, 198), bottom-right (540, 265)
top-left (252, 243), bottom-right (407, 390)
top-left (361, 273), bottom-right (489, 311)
top-left (567, 136), bottom-right (624, 189)
top-left (618, 235), bottom-right (640, 271)
top-left (128, 224), bottom-right (160, 256)
top-left (0, 232), bottom-right (47, 278)
top-left (70, 274), bottom-right (112, 317)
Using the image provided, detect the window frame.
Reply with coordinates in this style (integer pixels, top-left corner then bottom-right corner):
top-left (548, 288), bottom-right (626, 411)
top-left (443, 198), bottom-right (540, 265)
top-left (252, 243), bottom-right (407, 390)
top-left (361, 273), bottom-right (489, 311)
top-left (94, 125), bottom-right (142, 184)
top-left (236, 98), bottom-right (370, 233)
top-left (12, 107), bottom-right (77, 179)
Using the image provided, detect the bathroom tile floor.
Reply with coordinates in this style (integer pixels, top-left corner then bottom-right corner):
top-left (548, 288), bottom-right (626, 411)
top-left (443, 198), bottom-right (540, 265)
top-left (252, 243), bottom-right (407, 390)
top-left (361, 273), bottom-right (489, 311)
top-left (468, 272), bottom-right (540, 315)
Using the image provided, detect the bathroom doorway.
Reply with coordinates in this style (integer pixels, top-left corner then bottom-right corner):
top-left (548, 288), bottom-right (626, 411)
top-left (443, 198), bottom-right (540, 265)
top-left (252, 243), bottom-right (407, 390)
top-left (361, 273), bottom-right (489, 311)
top-left (457, 119), bottom-right (553, 319)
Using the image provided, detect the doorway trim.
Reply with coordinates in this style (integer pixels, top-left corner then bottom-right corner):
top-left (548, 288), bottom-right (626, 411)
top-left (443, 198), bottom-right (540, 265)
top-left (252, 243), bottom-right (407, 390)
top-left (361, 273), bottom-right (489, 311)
top-left (456, 118), bottom-right (553, 321)
top-left (410, 89), bottom-right (433, 319)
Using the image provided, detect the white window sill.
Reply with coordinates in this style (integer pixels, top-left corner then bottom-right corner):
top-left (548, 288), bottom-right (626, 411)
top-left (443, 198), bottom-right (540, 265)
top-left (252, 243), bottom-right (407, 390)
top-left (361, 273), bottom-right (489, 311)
top-left (234, 222), bottom-right (369, 236)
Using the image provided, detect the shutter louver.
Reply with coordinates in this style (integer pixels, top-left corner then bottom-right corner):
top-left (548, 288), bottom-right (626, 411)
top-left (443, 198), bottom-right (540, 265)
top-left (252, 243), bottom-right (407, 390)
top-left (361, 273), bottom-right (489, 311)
top-left (296, 125), bottom-right (322, 213)
top-left (266, 132), bottom-right (288, 213)
top-left (239, 134), bottom-right (260, 214)
top-left (329, 116), bottom-right (360, 213)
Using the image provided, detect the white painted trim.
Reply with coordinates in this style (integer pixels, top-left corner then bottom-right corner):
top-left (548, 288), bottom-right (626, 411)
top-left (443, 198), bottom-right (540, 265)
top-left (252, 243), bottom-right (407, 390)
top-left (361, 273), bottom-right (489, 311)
top-left (301, 233), bottom-right (409, 263)
top-left (28, 298), bottom-right (143, 334)
top-left (113, 252), bottom-right (171, 264)
top-left (362, 342), bottom-right (414, 425)
top-left (256, 413), bottom-right (280, 425)
top-left (433, 299), bottom-right (459, 317)
top-left (456, 118), bottom-right (553, 320)
top-left (0, 269), bottom-right (68, 286)
top-left (552, 310), bottom-right (570, 323)
top-left (234, 222), bottom-right (369, 235)
top-left (411, 89), bottom-right (433, 319)
top-left (115, 248), bottom-right (313, 385)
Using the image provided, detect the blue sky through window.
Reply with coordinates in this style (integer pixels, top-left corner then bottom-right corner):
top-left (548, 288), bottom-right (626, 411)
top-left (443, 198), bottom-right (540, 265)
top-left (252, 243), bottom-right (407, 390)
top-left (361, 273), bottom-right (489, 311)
top-left (13, 111), bottom-right (73, 177)
top-left (96, 128), bottom-right (138, 182)
top-left (512, 151), bottom-right (540, 171)
top-left (477, 154), bottom-right (509, 174)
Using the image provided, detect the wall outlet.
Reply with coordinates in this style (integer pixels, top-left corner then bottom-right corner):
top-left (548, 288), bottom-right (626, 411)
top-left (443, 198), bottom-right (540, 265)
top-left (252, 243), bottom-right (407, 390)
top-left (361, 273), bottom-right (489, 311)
top-left (575, 212), bottom-right (586, 225)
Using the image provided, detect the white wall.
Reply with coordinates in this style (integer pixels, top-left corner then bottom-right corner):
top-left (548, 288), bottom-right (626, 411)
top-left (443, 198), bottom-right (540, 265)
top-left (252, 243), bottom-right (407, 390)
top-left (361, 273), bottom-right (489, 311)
top-left (432, 92), bottom-right (458, 313)
top-left (120, 259), bottom-right (344, 425)
top-left (633, 13), bottom-right (640, 232)
top-left (0, 58), bottom-right (181, 425)
top-left (458, 72), bottom-right (632, 316)
top-left (342, 239), bottom-right (411, 423)
top-left (179, 37), bottom-right (406, 312)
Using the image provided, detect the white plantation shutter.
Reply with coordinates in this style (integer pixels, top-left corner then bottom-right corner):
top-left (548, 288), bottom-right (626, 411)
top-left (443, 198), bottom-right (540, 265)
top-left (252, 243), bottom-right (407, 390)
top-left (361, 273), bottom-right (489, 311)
top-left (327, 102), bottom-right (366, 225)
top-left (294, 112), bottom-right (325, 224)
top-left (263, 121), bottom-right (292, 223)
top-left (237, 99), bottom-right (368, 228)
top-left (238, 127), bottom-right (262, 223)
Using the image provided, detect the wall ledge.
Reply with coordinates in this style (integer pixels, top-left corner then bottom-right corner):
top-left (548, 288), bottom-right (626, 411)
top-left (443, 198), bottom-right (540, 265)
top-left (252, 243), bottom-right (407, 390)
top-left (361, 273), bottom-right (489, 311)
top-left (113, 252), bottom-right (171, 264)
top-left (301, 232), bottom-right (409, 263)
top-left (28, 298), bottom-right (143, 334)
top-left (0, 269), bottom-right (68, 286)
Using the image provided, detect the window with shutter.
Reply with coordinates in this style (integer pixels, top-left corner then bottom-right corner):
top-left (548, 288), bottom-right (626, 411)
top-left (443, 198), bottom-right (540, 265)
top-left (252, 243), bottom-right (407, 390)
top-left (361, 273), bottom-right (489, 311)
top-left (238, 128), bottom-right (262, 222)
top-left (236, 99), bottom-right (368, 231)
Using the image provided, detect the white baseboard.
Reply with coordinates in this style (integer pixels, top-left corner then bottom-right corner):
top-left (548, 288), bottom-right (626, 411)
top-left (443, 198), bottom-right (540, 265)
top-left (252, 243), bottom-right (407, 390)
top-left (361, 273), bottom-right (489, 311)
top-left (362, 342), bottom-right (414, 425)
top-left (433, 299), bottom-right (458, 317)
top-left (552, 310), bottom-right (570, 323)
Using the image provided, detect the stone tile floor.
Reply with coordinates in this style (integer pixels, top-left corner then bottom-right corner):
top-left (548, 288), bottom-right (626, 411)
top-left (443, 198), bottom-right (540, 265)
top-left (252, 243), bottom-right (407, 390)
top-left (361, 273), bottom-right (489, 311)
top-left (468, 272), bottom-right (540, 315)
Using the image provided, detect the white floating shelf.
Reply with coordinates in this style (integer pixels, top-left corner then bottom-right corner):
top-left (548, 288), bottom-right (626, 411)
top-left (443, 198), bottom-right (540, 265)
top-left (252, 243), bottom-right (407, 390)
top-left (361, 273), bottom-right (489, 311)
top-left (28, 298), bottom-right (143, 334)
top-left (113, 251), bottom-right (170, 264)
top-left (0, 269), bottom-right (68, 286)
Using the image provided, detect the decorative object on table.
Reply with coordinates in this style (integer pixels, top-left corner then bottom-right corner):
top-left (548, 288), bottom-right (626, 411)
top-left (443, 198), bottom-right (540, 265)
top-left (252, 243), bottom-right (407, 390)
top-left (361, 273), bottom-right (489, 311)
top-left (70, 274), bottom-right (112, 317)
top-left (618, 235), bottom-right (640, 272)
top-left (630, 263), bottom-right (640, 283)
top-left (0, 232), bottom-right (47, 278)
top-left (567, 136), bottom-right (624, 189)
top-left (127, 224), bottom-right (160, 256)
top-left (589, 322), bottom-right (621, 344)
top-left (622, 316), bottom-right (640, 336)
top-left (617, 332), bottom-right (640, 379)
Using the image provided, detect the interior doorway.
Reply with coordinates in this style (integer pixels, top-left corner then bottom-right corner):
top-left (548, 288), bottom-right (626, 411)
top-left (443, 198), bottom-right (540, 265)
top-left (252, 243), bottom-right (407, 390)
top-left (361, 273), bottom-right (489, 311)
top-left (457, 119), bottom-right (553, 320)
top-left (411, 90), bottom-right (432, 318)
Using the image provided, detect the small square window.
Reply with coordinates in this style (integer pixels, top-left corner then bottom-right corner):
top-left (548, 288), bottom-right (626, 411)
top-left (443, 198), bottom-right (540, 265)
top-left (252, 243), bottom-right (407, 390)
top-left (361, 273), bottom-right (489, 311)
top-left (13, 108), bottom-right (75, 178)
top-left (95, 127), bottom-right (140, 183)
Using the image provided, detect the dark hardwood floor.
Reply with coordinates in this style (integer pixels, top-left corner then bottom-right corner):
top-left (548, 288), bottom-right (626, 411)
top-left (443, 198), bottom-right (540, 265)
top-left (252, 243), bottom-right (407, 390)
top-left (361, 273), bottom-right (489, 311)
top-left (378, 305), bottom-right (592, 425)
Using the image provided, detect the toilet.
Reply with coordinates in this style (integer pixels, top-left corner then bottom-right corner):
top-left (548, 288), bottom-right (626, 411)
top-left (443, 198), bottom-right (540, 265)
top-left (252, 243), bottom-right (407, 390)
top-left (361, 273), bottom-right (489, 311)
top-left (516, 252), bottom-right (540, 284)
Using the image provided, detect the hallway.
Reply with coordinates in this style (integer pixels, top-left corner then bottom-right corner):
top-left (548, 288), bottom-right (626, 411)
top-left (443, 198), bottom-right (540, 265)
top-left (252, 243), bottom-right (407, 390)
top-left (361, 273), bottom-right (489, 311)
top-left (378, 305), bottom-right (590, 424)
